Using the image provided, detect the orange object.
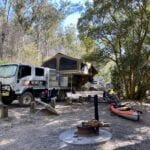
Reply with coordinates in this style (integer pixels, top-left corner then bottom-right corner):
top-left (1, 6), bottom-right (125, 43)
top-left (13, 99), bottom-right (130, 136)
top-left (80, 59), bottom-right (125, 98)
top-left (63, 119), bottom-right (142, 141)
top-left (110, 104), bottom-right (140, 121)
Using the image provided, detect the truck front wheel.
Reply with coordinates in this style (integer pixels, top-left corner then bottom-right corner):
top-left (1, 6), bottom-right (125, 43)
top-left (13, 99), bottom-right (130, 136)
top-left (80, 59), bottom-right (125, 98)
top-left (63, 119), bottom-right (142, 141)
top-left (1, 97), bottom-right (13, 105)
top-left (19, 92), bottom-right (34, 106)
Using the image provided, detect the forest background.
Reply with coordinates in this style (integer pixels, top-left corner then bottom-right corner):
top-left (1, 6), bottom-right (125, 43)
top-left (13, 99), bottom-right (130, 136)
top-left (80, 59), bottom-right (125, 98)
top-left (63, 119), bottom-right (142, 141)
top-left (0, 0), bottom-right (149, 100)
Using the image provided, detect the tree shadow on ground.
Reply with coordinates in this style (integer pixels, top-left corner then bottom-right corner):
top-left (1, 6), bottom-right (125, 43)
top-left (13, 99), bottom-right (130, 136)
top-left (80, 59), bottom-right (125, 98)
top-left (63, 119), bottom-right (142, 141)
top-left (113, 139), bottom-right (150, 150)
top-left (0, 102), bottom-right (150, 150)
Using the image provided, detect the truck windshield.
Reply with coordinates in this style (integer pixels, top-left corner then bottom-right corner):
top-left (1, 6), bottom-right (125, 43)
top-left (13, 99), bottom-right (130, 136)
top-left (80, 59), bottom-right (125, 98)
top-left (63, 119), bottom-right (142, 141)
top-left (0, 65), bottom-right (18, 78)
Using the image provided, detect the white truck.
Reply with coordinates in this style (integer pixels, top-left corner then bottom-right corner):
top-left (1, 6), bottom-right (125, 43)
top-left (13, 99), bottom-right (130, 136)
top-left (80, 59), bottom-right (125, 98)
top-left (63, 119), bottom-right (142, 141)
top-left (0, 63), bottom-right (68, 105)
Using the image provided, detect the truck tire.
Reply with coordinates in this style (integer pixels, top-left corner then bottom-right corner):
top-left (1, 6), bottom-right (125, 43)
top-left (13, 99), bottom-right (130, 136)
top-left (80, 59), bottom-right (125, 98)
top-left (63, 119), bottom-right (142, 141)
top-left (1, 98), bottom-right (13, 105)
top-left (19, 92), bottom-right (34, 106)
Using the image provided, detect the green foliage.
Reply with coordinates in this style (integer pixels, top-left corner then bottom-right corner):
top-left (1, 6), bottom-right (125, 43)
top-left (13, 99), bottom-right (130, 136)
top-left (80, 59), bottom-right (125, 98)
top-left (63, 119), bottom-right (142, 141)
top-left (82, 49), bottom-right (107, 66)
top-left (78, 0), bottom-right (150, 99)
top-left (0, 60), bottom-right (10, 65)
top-left (52, 25), bottom-right (86, 58)
top-left (98, 61), bottom-right (114, 82)
top-left (21, 43), bottom-right (40, 65)
top-left (0, 0), bottom-right (88, 66)
top-left (0, 0), bottom-right (74, 64)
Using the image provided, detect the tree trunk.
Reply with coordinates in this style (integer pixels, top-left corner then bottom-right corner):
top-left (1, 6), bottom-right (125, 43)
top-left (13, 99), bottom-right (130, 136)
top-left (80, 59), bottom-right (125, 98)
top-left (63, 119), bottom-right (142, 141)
top-left (0, 24), bottom-right (6, 59)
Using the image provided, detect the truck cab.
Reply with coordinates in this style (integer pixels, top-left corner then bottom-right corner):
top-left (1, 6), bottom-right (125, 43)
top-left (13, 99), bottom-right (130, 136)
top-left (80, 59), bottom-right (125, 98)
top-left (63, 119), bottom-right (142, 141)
top-left (0, 63), bottom-right (56, 105)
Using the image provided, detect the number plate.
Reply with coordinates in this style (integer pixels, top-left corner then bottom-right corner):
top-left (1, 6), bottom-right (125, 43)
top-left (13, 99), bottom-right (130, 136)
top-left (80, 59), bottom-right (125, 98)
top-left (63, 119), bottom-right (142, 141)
top-left (2, 92), bottom-right (10, 96)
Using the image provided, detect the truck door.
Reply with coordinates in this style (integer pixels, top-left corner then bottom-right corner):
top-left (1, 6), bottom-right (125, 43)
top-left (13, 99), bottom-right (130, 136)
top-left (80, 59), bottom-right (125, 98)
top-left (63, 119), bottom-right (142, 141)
top-left (17, 65), bottom-right (31, 81)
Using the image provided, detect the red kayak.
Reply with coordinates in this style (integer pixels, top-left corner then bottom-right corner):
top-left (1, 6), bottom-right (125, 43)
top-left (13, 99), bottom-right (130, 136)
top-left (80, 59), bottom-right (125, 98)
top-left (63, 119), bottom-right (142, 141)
top-left (110, 103), bottom-right (141, 121)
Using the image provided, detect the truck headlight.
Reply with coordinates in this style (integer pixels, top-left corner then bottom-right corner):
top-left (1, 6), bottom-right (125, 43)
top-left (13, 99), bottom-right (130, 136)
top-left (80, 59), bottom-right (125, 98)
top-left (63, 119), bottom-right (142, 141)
top-left (2, 85), bottom-right (11, 91)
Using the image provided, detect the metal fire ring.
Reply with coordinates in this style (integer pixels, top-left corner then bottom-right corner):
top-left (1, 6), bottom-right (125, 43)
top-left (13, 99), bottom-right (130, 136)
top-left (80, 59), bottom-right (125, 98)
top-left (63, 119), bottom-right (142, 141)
top-left (59, 128), bottom-right (112, 145)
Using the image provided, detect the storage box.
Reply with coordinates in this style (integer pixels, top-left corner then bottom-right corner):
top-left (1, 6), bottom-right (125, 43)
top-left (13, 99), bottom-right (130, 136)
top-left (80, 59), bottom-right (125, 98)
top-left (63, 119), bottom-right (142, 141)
top-left (60, 77), bottom-right (68, 87)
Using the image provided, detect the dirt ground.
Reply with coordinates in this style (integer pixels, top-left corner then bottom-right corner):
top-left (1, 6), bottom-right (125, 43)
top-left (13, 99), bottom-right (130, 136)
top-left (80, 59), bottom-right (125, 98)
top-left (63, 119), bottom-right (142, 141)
top-left (0, 101), bottom-right (150, 150)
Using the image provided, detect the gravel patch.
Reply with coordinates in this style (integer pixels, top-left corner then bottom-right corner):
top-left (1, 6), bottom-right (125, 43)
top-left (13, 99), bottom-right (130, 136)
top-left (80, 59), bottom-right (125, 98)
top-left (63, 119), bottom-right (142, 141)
top-left (0, 102), bottom-right (150, 150)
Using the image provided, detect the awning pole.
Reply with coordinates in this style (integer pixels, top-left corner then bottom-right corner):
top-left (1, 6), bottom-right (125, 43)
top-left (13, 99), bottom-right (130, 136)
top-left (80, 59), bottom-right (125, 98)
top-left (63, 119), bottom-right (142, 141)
top-left (71, 74), bottom-right (72, 92)
top-left (71, 74), bottom-right (73, 102)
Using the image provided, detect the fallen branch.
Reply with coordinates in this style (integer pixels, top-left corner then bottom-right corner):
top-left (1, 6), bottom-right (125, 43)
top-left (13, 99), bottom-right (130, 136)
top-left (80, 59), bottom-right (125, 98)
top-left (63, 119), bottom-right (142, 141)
top-left (35, 98), bottom-right (59, 115)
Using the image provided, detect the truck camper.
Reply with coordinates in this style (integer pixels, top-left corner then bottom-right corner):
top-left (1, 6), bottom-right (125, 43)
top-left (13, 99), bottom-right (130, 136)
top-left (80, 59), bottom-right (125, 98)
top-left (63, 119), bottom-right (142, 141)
top-left (0, 63), bottom-right (68, 105)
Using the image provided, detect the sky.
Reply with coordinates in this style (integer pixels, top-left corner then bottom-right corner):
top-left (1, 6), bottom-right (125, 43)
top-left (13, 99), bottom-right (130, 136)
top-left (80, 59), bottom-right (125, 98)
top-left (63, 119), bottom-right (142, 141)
top-left (0, 0), bottom-right (92, 26)
top-left (0, 0), bottom-right (92, 28)
top-left (62, 0), bottom-right (93, 27)
top-left (63, 11), bottom-right (81, 27)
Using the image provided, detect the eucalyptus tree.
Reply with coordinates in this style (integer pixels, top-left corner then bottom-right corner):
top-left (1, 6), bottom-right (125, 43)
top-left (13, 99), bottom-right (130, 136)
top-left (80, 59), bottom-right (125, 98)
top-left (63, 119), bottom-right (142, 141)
top-left (0, 0), bottom-right (13, 59)
top-left (31, 0), bottom-right (62, 63)
top-left (78, 0), bottom-right (150, 99)
top-left (0, 0), bottom-right (70, 63)
top-left (25, 0), bottom-right (70, 63)
top-left (0, 0), bottom-right (37, 61)
top-left (11, 0), bottom-right (67, 64)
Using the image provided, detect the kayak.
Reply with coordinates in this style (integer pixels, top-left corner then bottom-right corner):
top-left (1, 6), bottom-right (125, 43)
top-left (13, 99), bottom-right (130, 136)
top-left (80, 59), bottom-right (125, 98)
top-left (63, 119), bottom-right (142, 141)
top-left (110, 103), bottom-right (141, 121)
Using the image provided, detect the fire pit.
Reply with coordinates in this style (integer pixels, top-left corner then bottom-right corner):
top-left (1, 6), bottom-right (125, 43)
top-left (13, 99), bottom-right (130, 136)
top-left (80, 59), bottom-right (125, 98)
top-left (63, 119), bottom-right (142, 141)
top-left (77, 119), bottom-right (110, 136)
top-left (59, 95), bottom-right (112, 145)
